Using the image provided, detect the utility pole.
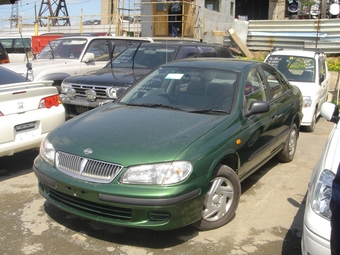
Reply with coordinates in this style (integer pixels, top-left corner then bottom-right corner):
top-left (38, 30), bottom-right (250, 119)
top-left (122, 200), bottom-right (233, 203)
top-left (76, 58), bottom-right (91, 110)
top-left (37, 0), bottom-right (71, 27)
top-left (321, 0), bottom-right (328, 18)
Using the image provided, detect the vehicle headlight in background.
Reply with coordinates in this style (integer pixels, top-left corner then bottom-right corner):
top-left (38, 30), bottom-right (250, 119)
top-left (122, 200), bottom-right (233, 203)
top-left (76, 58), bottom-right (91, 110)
top-left (85, 89), bottom-right (97, 102)
top-left (311, 169), bottom-right (335, 220)
top-left (61, 81), bottom-right (72, 93)
top-left (106, 87), bottom-right (119, 99)
top-left (120, 161), bottom-right (193, 185)
top-left (303, 96), bottom-right (312, 108)
top-left (40, 138), bottom-right (56, 165)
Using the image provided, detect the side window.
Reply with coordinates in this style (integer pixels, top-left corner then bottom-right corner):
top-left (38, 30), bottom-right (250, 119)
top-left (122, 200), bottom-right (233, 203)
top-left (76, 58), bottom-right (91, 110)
top-left (262, 65), bottom-right (289, 99)
top-left (175, 46), bottom-right (198, 59)
top-left (244, 68), bottom-right (267, 109)
top-left (86, 40), bottom-right (111, 61)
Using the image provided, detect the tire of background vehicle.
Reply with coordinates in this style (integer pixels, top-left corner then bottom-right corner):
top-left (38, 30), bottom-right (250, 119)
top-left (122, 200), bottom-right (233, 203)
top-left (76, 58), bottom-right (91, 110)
top-left (192, 164), bottom-right (241, 231)
top-left (276, 123), bottom-right (298, 163)
top-left (305, 109), bottom-right (317, 132)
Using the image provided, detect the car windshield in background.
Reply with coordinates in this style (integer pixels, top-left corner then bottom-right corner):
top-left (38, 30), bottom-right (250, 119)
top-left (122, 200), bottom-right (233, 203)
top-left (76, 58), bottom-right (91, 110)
top-left (0, 66), bottom-right (27, 84)
top-left (37, 38), bottom-right (87, 59)
top-left (107, 45), bottom-right (177, 69)
top-left (118, 66), bottom-right (238, 113)
top-left (266, 55), bottom-right (315, 82)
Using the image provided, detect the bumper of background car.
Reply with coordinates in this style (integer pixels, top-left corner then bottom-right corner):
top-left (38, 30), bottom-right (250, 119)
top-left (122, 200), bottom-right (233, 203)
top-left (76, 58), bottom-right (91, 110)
top-left (0, 106), bottom-right (65, 157)
top-left (301, 106), bottom-right (315, 126)
top-left (33, 163), bottom-right (205, 231)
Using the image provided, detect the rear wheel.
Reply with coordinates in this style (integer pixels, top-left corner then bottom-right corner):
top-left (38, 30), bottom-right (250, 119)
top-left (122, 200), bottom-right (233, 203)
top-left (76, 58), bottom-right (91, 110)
top-left (192, 165), bottom-right (241, 231)
top-left (276, 123), bottom-right (298, 162)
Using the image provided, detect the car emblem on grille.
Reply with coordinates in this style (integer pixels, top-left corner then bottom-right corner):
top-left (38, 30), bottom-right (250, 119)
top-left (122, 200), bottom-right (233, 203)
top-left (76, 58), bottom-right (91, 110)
top-left (17, 102), bottom-right (24, 109)
top-left (84, 148), bottom-right (93, 155)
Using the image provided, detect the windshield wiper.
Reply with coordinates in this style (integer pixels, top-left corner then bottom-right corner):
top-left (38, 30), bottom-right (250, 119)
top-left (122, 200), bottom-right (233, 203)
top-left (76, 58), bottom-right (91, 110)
top-left (126, 103), bottom-right (184, 111)
top-left (189, 109), bottom-right (229, 114)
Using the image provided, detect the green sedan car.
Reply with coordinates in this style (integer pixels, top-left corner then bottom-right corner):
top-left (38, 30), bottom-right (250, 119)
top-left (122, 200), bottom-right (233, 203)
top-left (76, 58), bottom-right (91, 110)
top-left (33, 58), bottom-right (303, 231)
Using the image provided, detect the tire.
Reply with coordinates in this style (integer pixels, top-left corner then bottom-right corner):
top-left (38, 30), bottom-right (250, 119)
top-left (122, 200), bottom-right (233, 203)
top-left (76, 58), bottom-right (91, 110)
top-left (305, 110), bottom-right (317, 132)
top-left (276, 123), bottom-right (298, 163)
top-left (192, 164), bottom-right (241, 231)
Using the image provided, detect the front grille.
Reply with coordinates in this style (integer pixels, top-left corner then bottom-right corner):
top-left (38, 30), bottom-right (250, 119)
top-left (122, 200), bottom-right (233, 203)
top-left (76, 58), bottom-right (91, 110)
top-left (56, 151), bottom-right (123, 183)
top-left (47, 187), bottom-right (132, 221)
top-left (72, 83), bottom-right (108, 99)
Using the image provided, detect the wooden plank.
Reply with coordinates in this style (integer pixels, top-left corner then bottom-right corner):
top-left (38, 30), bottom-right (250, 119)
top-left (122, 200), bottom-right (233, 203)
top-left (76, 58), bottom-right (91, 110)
top-left (212, 30), bottom-right (227, 36)
top-left (228, 28), bottom-right (254, 59)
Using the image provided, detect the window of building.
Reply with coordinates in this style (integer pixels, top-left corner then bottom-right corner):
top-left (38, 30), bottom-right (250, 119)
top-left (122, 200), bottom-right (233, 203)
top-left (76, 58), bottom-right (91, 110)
top-left (205, 0), bottom-right (220, 11)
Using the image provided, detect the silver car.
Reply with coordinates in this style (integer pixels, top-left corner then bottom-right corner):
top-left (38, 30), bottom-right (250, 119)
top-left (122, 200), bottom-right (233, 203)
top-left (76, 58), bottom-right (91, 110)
top-left (301, 102), bottom-right (340, 254)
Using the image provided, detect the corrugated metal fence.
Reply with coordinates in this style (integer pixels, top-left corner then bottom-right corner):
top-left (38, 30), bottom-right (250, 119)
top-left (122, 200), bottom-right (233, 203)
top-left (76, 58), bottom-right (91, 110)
top-left (246, 19), bottom-right (340, 54)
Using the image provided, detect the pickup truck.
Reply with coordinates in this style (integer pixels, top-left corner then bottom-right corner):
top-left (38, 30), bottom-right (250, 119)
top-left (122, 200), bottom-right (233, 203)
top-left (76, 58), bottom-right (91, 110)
top-left (60, 41), bottom-right (234, 117)
top-left (2, 35), bottom-right (154, 92)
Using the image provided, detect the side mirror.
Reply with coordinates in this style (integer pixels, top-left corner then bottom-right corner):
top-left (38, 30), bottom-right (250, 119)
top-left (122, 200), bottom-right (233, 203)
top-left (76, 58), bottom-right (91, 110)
top-left (244, 101), bottom-right (270, 117)
top-left (83, 53), bottom-right (95, 63)
top-left (321, 102), bottom-right (339, 123)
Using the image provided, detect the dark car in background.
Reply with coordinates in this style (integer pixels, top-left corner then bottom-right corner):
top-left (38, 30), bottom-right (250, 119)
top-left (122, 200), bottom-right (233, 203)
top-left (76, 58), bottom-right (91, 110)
top-left (60, 41), bottom-right (234, 117)
top-left (0, 42), bottom-right (9, 64)
top-left (34, 58), bottom-right (303, 231)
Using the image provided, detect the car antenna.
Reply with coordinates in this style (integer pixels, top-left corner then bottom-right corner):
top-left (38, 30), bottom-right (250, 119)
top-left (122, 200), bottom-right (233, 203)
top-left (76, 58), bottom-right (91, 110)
top-left (131, 42), bottom-right (143, 70)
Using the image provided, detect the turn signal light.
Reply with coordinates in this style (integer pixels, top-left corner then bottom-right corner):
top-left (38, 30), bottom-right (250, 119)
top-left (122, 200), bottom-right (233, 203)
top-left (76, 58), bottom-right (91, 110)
top-left (38, 94), bottom-right (62, 109)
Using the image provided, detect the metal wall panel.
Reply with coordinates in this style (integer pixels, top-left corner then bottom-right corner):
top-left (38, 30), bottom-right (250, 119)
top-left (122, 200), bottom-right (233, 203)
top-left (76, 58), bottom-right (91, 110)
top-left (246, 19), bottom-right (340, 54)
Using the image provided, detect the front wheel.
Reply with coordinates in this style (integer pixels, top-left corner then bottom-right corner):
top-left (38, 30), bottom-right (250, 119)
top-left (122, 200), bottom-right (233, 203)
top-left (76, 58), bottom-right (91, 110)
top-left (276, 123), bottom-right (298, 162)
top-left (192, 165), bottom-right (241, 231)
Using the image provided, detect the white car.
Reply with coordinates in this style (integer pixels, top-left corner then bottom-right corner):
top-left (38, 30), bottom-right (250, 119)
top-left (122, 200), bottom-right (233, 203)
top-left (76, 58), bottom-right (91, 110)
top-left (265, 48), bottom-right (329, 132)
top-left (301, 102), bottom-right (340, 254)
top-left (0, 66), bottom-right (65, 157)
top-left (1, 35), bottom-right (154, 92)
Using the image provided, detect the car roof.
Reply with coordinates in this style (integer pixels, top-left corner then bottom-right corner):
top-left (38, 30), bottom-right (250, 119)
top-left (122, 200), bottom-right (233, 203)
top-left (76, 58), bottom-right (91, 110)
top-left (59, 35), bottom-right (154, 42)
top-left (268, 49), bottom-right (322, 58)
top-left (158, 58), bottom-right (259, 71)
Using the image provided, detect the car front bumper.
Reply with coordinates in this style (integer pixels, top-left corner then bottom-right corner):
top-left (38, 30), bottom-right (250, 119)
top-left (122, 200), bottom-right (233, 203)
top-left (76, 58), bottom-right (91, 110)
top-left (301, 106), bottom-right (315, 127)
top-left (33, 160), bottom-right (205, 231)
top-left (301, 223), bottom-right (330, 255)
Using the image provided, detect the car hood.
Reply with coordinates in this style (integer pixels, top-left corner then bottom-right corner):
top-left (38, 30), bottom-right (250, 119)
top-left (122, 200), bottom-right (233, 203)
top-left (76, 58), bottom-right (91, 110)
top-left (2, 58), bottom-right (79, 73)
top-left (49, 104), bottom-right (227, 166)
top-left (66, 67), bottom-right (152, 87)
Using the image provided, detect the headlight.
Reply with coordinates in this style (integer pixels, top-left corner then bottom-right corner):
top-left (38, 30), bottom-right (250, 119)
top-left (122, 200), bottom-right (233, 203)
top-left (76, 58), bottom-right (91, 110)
top-left (61, 81), bottom-right (72, 93)
top-left (120, 161), bottom-right (192, 185)
top-left (40, 138), bottom-right (56, 165)
top-left (106, 87), bottom-right (119, 99)
top-left (303, 96), bottom-right (312, 108)
top-left (311, 169), bottom-right (335, 220)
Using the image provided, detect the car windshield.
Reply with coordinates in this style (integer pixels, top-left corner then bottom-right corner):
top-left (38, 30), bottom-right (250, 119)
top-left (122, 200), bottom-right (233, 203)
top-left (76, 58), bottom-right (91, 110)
top-left (106, 45), bottom-right (177, 69)
top-left (37, 38), bottom-right (87, 59)
top-left (266, 55), bottom-right (315, 82)
top-left (0, 66), bottom-right (27, 84)
top-left (118, 66), bottom-right (238, 113)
